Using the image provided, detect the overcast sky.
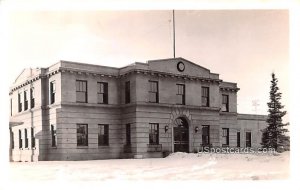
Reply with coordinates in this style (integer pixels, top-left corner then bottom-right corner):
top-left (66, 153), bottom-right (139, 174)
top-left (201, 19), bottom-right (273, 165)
top-left (5, 10), bottom-right (289, 115)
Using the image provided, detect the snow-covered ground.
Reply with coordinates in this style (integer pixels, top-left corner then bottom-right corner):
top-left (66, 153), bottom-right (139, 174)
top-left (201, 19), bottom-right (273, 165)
top-left (7, 151), bottom-right (289, 181)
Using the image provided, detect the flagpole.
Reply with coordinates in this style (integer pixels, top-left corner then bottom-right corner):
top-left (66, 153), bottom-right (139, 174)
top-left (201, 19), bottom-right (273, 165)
top-left (173, 10), bottom-right (175, 58)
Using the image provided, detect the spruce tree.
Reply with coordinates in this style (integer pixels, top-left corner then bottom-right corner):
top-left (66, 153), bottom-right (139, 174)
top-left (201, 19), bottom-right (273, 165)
top-left (261, 73), bottom-right (289, 150)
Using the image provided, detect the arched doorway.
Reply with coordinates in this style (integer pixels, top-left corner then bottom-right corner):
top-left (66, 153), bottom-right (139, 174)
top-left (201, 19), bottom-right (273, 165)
top-left (173, 117), bottom-right (189, 152)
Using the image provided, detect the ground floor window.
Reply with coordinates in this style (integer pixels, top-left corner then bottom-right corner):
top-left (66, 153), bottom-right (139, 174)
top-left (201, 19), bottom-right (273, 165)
top-left (11, 131), bottom-right (14, 149)
top-left (51, 125), bottom-right (57, 147)
top-left (24, 129), bottom-right (28, 148)
top-left (222, 128), bottom-right (229, 146)
top-left (246, 132), bottom-right (252, 147)
top-left (19, 130), bottom-right (22, 149)
top-left (98, 124), bottom-right (109, 146)
top-left (77, 124), bottom-right (88, 146)
top-left (126, 124), bottom-right (131, 145)
top-left (31, 127), bottom-right (35, 148)
top-left (237, 132), bottom-right (240, 147)
top-left (149, 123), bottom-right (159, 145)
top-left (202, 125), bottom-right (210, 146)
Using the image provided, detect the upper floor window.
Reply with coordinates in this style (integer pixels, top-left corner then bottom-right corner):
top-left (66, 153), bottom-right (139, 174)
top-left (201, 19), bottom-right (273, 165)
top-left (18, 92), bottom-right (22, 112)
top-left (24, 90), bottom-right (28, 111)
top-left (125, 81), bottom-right (130, 104)
top-left (149, 81), bottom-right (159, 103)
top-left (76, 80), bottom-right (87, 103)
top-left (222, 128), bottom-right (229, 146)
top-left (221, 94), bottom-right (229, 112)
top-left (19, 130), bottom-right (22, 149)
top-left (50, 81), bottom-right (56, 104)
top-left (77, 124), bottom-right (88, 146)
top-left (30, 87), bottom-right (35, 108)
top-left (97, 82), bottom-right (108, 104)
top-left (51, 125), bottom-right (57, 147)
top-left (98, 124), bottom-right (109, 146)
top-left (202, 125), bottom-right (210, 146)
top-left (149, 123), bottom-right (159, 145)
top-left (24, 129), bottom-right (28, 148)
top-left (176, 84), bottom-right (185, 105)
top-left (201, 87), bottom-right (209, 107)
top-left (31, 127), bottom-right (35, 148)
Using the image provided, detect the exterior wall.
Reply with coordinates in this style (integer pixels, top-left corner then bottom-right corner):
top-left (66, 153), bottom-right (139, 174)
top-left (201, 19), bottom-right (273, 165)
top-left (9, 58), bottom-right (268, 162)
top-left (9, 78), bottom-right (44, 162)
top-left (237, 114), bottom-right (267, 148)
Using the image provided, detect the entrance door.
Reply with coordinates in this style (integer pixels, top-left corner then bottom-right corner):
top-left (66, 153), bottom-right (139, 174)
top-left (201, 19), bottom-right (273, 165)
top-left (173, 117), bottom-right (189, 152)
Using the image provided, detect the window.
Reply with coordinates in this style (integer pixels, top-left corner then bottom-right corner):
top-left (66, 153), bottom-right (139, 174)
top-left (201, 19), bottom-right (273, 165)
top-left (149, 81), bottom-right (159, 103)
top-left (149, 123), bottom-right (159, 145)
top-left (11, 131), bottom-right (14, 149)
top-left (30, 87), bottom-right (35, 108)
top-left (125, 81), bottom-right (130, 104)
top-left (19, 130), bottom-right (22, 148)
top-left (176, 84), bottom-right (185, 105)
top-left (31, 127), bottom-right (35, 148)
top-left (222, 128), bottom-right (229, 146)
top-left (237, 132), bottom-right (240, 147)
top-left (50, 81), bottom-right (56, 104)
top-left (221, 94), bottom-right (229, 112)
top-left (51, 125), bottom-right (57, 147)
top-left (202, 87), bottom-right (209, 107)
top-left (246, 132), bottom-right (252, 148)
top-left (98, 124), bottom-right (109, 146)
top-left (202, 125), bottom-right (210, 146)
top-left (97, 82), bottom-right (108, 104)
top-left (24, 90), bottom-right (28, 110)
top-left (126, 124), bottom-right (131, 145)
top-left (18, 92), bottom-right (22, 112)
top-left (24, 129), bottom-right (28, 148)
top-left (76, 80), bottom-right (87, 103)
top-left (77, 124), bottom-right (88, 146)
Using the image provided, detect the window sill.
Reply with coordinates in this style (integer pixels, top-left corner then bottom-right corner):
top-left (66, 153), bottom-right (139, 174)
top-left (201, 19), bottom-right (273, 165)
top-left (98, 145), bottom-right (109, 148)
top-left (51, 146), bottom-right (57, 149)
top-left (77, 146), bottom-right (89, 149)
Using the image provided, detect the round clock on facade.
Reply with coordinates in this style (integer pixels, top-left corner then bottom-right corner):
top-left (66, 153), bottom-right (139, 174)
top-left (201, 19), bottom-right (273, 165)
top-left (177, 61), bottom-right (185, 72)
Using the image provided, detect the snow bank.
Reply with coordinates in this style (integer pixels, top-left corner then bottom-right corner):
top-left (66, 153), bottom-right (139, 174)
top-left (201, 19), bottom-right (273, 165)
top-left (6, 151), bottom-right (289, 181)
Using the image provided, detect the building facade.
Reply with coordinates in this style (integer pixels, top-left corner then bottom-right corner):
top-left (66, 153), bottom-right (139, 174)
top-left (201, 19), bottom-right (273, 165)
top-left (9, 58), bottom-right (267, 161)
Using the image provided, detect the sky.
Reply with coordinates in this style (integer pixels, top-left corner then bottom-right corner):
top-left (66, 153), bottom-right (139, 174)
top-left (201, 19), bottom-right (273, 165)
top-left (4, 9), bottom-right (289, 115)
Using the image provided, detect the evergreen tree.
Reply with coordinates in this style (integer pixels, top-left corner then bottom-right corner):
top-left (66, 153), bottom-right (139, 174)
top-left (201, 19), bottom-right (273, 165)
top-left (261, 73), bottom-right (289, 150)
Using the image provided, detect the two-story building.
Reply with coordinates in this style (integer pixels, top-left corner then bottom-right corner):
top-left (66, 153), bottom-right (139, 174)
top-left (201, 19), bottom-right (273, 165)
top-left (9, 58), bottom-right (267, 161)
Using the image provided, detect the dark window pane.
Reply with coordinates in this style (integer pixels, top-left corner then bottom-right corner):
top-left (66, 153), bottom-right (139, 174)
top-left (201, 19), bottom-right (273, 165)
top-left (237, 132), bottom-right (240, 147)
top-left (19, 130), bottom-right (22, 148)
top-left (149, 123), bottom-right (159, 145)
top-left (97, 82), bottom-right (108, 104)
top-left (246, 132), bottom-right (251, 147)
top-left (221, 94), bottom-right (229, 112)
top-left (126, 124), bottom-right (131, 145)
top-left (98, 124), bottom-right (109, 146)
top-left (176, 84), bottom-right (185, 105)
top-left (222, 128), bottom-right (229, 146)
top-left (125, 81), bottom-right (130, 104)
top-left (202, 126), bottom-right (210, 146)
top-left (77, 124), bottom-right (88, 146)
top-left (202, 87), bottom-right (209, 107)
top-left (31, 127), bottom-right (35, 148)
top-left (51, 125), bottom-right (57, 147)
top-left (76, 80), bottom-right (87, 103)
